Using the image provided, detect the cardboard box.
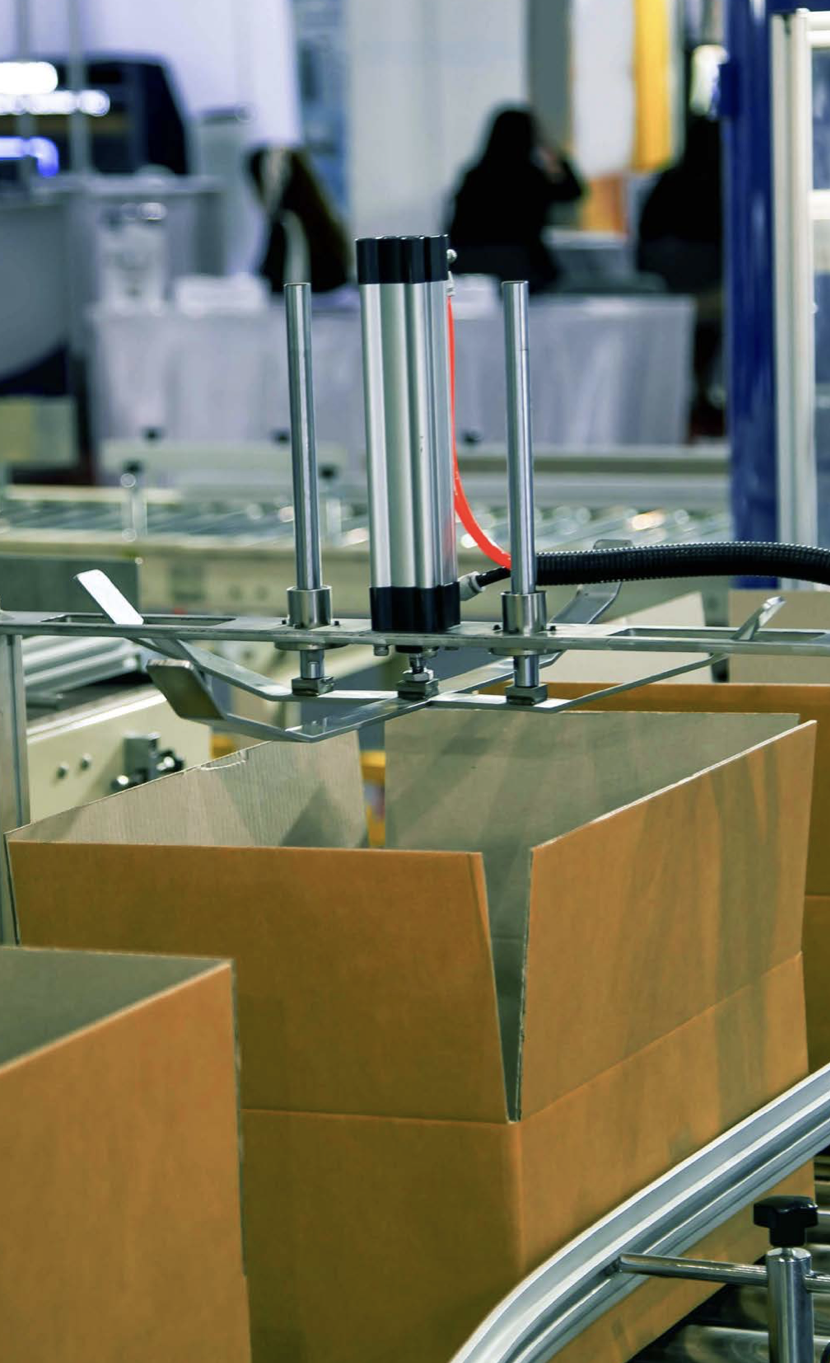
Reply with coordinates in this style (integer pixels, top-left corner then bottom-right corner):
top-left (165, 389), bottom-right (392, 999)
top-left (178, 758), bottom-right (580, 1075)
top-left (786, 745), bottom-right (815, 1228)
top-left (7, 714), bottom-right (816, 1363)
top-left (528, 679), bottom-right (830, 1071)
top-left (0, 945), bottom-right (250, 1363)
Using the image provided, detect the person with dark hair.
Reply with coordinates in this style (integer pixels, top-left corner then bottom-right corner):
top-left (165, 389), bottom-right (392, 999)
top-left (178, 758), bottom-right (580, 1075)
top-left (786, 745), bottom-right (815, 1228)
top-left (447, 106), bottom-right (584, 293)
top-left (637, 117), bottom-right (724, 434)
top-left (247, 145), bottom-right (351, 294)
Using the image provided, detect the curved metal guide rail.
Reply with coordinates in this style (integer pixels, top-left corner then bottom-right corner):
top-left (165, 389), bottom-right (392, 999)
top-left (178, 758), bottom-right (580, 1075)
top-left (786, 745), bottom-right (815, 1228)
top-left (450, 1063), bottom-right (830, 1363)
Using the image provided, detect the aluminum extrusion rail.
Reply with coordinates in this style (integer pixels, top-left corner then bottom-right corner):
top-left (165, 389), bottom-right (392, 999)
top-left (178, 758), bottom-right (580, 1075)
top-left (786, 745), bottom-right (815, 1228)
top-left (450, 1063), bottom-right (830, 1363)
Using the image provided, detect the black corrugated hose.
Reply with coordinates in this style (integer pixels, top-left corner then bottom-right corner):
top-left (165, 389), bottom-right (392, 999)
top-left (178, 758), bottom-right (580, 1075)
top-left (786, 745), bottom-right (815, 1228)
top-left (475, 542), bottom-right (830, 591)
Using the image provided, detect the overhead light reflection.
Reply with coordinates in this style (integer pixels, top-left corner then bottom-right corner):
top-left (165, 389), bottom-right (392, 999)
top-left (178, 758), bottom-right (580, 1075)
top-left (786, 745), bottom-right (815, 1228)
top-left (0, 61), bottom-right (58, 96)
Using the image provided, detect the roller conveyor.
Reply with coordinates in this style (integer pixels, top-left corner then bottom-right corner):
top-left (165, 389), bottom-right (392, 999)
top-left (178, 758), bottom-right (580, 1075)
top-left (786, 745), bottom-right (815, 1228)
top-left (636, 1324), bottom-right (830, 1360)
top-left (0, 481), bottom-right (731, 621)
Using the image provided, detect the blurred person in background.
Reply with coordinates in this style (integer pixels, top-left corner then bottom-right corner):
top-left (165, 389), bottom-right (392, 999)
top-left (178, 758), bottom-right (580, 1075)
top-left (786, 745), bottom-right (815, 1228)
top-left (637, 116), bottom-right (724, 435)
top-left (447, 106), bottom-right (584, 293)
top-left (248, 145), bottom-right (351, 294)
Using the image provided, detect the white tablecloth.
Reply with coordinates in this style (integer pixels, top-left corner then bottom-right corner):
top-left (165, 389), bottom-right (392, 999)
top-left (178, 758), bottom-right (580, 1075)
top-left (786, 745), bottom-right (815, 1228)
top-left (90, 295), bottom-right (694, 473)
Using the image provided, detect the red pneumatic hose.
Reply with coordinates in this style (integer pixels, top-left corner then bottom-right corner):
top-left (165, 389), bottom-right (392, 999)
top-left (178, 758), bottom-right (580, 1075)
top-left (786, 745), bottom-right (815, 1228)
top-left (448, 299), bottom-right (511, 570)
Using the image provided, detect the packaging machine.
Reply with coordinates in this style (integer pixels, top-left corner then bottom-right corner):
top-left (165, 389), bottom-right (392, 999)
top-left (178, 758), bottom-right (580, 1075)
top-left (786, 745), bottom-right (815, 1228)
top-left (7, 235), bottom-right (830, 1361)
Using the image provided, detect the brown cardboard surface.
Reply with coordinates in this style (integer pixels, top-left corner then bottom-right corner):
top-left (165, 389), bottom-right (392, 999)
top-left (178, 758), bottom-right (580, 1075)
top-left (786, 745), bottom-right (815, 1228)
top-left (12, 841), bottom-right (507, 1121)
top-left (0, 948), bottom-right (250, 1363)
top-left (520, 955), bottom-right (808, 1265)
top-left (521, 728), bottom-right (813, 1114)
top-left (9, 730), bottom-right (367, 849)
top-left (523, 679), bottom-right (830, 896)
top-left (729, 590), bottom-right (830, 683)
top-left (388, 708), bottom-right (807, 1114)
top-left (242, 1109), bottom-right (524, 1363)
top-left (239, 958), bottom-right (807, 1363)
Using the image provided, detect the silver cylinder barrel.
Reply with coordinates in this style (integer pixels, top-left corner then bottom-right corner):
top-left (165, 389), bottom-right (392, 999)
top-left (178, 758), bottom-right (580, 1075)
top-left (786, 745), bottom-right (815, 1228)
top-left (357, 235), bottom-right (459, 633)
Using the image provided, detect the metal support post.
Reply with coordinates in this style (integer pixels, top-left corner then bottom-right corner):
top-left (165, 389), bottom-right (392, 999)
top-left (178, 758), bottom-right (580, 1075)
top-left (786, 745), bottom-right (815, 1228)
top-left (66, 0), bottom-right (92, 175)
top-left (284, 283), bottom-right (333, 696)
top-left (0, 635), bottom-right (29, 943)
top-left (14, 0), bottom-right (34, 189)
top-left (756, 1195), bottom-right (821, 1363)
top-left (501, 281), bottom-right (547, 704)
top-left (766, 1248), bottom-right (815, 1363)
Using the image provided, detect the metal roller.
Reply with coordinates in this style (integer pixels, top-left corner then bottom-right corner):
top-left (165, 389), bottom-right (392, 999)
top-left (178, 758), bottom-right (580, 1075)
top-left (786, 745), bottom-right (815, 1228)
top-left (635, 1323), bottom-right (830, 1361)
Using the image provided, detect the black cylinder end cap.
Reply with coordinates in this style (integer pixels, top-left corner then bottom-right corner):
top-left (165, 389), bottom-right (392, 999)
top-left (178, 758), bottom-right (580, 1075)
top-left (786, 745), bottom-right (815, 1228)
top-left (355, 237), bottom-right (380, 285)
top-left (355, 233), bottom-right (448, 284)
top-left (423, 233), bottom-right (449, 281)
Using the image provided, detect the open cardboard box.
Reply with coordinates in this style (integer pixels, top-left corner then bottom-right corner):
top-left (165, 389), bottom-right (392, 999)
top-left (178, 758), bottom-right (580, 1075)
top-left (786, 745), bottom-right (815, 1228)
top-left (6, 709), bottom-right (817, 1363)
top-left (0, 945), bottom-right (250, 1363)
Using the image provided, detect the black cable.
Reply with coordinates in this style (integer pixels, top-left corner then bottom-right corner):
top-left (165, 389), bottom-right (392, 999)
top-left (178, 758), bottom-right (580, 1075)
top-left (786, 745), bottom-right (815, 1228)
top-left (475, 541), bottom-right (830, 591)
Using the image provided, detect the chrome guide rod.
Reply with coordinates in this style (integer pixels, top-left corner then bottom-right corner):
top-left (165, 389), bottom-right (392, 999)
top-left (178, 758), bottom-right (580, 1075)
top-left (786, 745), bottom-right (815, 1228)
top-left (284, 283), bottom-right (332, 692)
top-left (504, 280), bottom-right (535, 597)
top-left (502, 280), bottom-right (547, 700)
top-left (285, 283), bottom-right (323, 595)
top-left (13, 0), bottom-right (34, 188)
top-left (66, 0), bottom-right (92, 174)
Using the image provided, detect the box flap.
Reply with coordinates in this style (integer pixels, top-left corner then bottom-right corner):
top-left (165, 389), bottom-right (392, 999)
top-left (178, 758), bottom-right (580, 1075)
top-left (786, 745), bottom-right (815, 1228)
top-left (12, 843), bottom-right (508, 1122)
top-left (386, 708), bottom-right (802, 1118)
top-left (539, 679), bottom-right (830, 895)
top-left (0, 946), bottom-right (227, 1069)
top-left (9, 731), bottom-right (367, 849)
top-left (520, 723), bottom-right (815, 1116)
